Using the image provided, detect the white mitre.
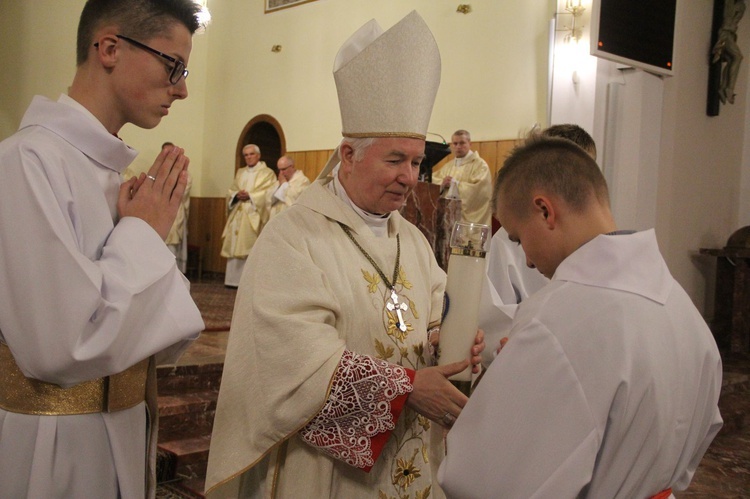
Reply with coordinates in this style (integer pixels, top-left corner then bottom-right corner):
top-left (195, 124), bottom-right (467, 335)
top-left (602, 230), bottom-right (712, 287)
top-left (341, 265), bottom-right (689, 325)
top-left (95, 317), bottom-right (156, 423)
top-left (319, 10), bottom-right (441, 178)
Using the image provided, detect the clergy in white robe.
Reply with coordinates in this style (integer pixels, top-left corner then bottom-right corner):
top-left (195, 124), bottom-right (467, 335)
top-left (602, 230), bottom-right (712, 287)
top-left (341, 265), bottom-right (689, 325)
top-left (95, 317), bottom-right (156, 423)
top-left (207, 171), bottom-right (451, 498)
top-left (431, 130), bottom-right (492, 226)
top-left (267, 156), bottom-right (311, 219)
top-left (207, 12), bottom-right (487, 497)
top-left (0, 4), bottom-right (205, 496)
top-left (220, 144), bottom-right (277, 287)
top-left (438, 138), bottom-right (723, 498)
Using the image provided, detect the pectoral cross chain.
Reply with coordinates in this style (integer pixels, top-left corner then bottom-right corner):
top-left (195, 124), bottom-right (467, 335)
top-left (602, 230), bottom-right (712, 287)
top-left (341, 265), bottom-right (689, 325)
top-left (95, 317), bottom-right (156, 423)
top-left (386, 289), bottom-right (409, 332)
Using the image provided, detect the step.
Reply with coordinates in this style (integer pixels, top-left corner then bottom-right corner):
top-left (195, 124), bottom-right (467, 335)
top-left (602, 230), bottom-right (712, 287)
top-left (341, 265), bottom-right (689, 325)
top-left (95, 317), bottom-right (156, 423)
top-left (157, 363), bottom-right (224, 397)
top-left (158, 477), bottom-right (207, 498)
top-left (158, 390), bottom-right (218, 442)
top-left (158, 435), bottom-right (211, 481)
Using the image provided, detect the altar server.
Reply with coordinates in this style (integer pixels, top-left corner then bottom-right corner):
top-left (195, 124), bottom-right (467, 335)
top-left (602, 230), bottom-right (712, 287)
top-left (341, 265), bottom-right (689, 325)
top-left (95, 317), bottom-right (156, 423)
top-left (0, 1), bottom-right (205, 497)
top-left (206, 11), bottom-right (483, 498)
top-left (439, 137), bottom-right (723, 498)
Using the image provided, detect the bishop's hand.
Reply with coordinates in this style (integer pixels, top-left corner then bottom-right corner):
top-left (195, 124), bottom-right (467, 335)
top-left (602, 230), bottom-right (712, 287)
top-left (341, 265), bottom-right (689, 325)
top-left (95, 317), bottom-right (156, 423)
top-left (406, 360), bottom-right (471, 428)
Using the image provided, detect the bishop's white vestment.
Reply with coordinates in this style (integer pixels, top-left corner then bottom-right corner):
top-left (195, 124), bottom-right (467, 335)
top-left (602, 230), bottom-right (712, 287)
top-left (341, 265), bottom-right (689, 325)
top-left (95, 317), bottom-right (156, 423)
top-left (432, 151), bottom-right (492, 226)
top-left (206, 177), bottom-right (447, 498)
top-left (439, 230), bottom-right (723, 498)
top-left (0, 95), bottom-right (204, 498)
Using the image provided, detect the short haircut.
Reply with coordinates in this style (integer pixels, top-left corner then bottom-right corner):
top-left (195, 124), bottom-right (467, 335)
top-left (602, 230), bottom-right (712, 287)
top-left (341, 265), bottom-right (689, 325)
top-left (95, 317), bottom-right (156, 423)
top-left (77, 0), bottom-right (202, 65)
top-left (278, 156), bottom-right (294, 168)
top-left (540, 124), bottom-right (597, 160)
top-left (452, 129), bottom-right (471, 141)
top-left (493, 137), bottom-right (610, 220)
top-left (243, 144), bottom-right (260, 155)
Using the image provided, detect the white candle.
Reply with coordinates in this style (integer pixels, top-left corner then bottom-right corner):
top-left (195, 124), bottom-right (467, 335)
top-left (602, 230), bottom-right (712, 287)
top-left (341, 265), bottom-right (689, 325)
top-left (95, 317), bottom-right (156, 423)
top-left (438, 222), bottom-right (490, 382)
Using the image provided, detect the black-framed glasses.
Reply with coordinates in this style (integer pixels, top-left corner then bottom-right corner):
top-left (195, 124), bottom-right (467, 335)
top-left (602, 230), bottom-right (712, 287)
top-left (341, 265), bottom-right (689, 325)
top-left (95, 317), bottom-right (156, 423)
top-left (96, 34), bottom-right (188, 85)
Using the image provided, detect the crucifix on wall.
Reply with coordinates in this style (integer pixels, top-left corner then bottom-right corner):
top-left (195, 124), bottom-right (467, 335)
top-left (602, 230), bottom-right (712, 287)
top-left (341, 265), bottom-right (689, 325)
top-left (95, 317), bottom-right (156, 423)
top-left (708, 0), bottom-right (747, 116)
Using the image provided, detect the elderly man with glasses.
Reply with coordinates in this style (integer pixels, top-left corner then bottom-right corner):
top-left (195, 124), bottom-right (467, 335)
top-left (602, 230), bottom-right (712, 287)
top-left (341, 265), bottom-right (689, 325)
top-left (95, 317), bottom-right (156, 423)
top-left (267, 155), bottom-right (311, 219)
top-left (0, 1), bottom-right (206, 497)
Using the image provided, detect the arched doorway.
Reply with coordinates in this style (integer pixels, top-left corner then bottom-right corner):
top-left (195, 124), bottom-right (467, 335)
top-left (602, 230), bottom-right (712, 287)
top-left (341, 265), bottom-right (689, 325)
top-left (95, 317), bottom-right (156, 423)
top-left (236, 115), bottom-right (286, 173)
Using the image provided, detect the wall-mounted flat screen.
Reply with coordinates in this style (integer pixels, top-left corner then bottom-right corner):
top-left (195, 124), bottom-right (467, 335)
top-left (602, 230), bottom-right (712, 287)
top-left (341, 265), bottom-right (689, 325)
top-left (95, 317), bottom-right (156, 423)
top-left (590, 0), bottom-right (677, 76)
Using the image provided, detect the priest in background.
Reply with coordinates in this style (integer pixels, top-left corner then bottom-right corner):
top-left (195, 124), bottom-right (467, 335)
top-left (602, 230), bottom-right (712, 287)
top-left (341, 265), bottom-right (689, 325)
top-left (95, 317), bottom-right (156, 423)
top-left (432, 129), bottom-right (492, 226)
top-left (206, 11), bottom-right (483, 499)
top-left (220, 144), bottom-right (276, 287)
top-left (267, 155), bottom-right (310, 219)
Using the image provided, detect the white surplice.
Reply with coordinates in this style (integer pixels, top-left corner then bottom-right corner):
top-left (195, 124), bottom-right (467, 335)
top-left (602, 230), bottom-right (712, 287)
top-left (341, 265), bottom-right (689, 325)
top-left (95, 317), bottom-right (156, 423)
top-left (478, 227), bottom-right (549, 365)
top-left (0, 95), bottom-right (204, 498)
top-left (206, 177), bottom-right (447, 498)
top-left (439, 230), bottom-right (723, 498)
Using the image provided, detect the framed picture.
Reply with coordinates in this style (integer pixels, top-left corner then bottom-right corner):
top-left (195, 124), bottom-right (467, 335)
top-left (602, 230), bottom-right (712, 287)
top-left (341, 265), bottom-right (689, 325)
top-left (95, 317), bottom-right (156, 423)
top-left (265, 0), bottom-right (319, 13)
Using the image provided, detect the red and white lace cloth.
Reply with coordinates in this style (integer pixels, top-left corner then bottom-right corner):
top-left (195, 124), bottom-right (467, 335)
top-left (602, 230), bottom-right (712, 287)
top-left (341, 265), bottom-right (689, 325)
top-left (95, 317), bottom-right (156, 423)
top-left (299, 349), bottom-right (415, 471)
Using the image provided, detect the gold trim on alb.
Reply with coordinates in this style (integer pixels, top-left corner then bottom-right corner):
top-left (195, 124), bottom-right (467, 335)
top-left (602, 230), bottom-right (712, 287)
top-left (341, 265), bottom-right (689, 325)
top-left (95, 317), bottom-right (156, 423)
top-left (0, 342), bottom-right (147, 415)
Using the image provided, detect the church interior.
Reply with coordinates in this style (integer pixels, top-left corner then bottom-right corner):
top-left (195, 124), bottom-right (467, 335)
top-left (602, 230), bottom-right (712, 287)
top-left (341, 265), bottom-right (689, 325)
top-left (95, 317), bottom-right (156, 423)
top-left (2, 0), bottom-right (750, 497)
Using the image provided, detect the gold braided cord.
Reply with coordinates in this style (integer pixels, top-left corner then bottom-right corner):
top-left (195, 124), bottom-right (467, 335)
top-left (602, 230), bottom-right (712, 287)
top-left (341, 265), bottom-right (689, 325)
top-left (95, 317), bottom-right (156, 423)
top-left (338, 223), bottom-right (400, 290)
top-left (342, 132), bottom-right (426, 140)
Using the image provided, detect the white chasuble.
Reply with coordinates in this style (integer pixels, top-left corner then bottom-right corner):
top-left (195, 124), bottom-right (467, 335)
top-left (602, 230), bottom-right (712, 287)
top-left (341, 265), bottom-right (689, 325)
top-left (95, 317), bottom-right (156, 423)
top-left (206, 178), bottom-right (447, 498)
top-left (432, 151), bottom-right (492, 226)
top-left (220, 163), bottom-right (277, 259)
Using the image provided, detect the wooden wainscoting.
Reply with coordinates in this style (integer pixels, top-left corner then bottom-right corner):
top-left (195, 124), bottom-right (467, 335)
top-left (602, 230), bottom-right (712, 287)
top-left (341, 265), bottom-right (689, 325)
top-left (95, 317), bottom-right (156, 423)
top-left (431, 139), bottom-right (519, 179)
top-left (285, 139), bottom-right (518, 181)
top-left (187, 139), bottom-right (518, 275)
top-left (187, 197), bottom-right (227, 274)
top-left (285, 149), bottom-right (335, 181)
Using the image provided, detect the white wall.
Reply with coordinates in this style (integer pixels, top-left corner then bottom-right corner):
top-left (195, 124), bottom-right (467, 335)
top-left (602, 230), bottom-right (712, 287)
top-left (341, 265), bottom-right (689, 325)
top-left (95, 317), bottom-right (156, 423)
top-left (550, 0), bottom-right (750, 314)
top-left (658, 0), bottom-right (749, 313)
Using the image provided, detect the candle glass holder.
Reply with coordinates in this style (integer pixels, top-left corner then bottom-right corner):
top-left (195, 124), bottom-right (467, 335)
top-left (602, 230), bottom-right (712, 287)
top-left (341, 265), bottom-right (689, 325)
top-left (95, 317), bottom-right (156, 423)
top-left (437, 221), bottom-right (491, 395)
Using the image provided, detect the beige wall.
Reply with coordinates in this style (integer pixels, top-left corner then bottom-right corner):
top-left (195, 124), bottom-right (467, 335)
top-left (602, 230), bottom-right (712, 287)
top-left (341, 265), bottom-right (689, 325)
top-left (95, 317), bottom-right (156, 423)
top-left (196, 0), bottom-right (554, 197)
top-left (0, 0), bottom-right (554, 197)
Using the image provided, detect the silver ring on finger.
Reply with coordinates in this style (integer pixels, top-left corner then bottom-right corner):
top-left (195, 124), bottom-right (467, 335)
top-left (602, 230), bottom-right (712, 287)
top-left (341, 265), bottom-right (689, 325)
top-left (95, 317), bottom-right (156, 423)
top-left (146, 174), bottom-right (157, 181)
top-left (442, 412), bottom-right (455, 426)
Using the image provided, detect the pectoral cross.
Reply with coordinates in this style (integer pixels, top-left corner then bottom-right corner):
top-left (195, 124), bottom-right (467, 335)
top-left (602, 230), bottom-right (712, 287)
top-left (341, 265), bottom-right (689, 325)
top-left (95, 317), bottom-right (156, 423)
top-left (386, 289), bottom-right (409, 332)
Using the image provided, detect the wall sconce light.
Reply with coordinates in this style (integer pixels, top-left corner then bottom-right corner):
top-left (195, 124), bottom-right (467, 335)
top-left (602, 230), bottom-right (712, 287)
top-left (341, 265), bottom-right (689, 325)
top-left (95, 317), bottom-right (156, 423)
top-left (557, 0), bottom-right (585, 44)
top-left (456, 4), bottom-right (472, 14)
top-left (271, 45), bottom-right (282, 53)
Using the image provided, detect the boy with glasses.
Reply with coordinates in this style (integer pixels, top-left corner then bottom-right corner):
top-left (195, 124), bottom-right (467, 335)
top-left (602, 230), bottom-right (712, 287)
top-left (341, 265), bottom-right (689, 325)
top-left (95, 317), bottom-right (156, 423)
top-left (0, 1), bottom-right (206, 497)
